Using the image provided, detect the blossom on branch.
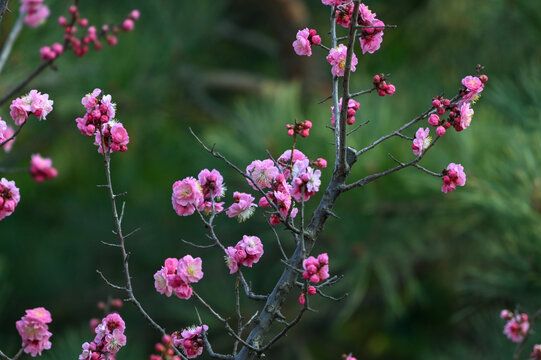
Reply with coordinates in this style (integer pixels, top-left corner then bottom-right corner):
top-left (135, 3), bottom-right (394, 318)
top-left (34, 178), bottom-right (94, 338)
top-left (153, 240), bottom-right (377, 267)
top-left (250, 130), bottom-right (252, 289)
top-left (302, 253), bottom-right (330, 284)
top-left (411, 128), bottom-right (431, 156)
top-left (441, 163), bottom-right (466, 194)
top-left (500, 310), bottom-right (529, 343)
top-left (292, 28), bottom-right (321, 56)
top-left (10, 90), bottom-right (53, 125)
top-left (79, 313), bottom-right (126, 360)
top-left (225, 235), bottom-right (264, 274)
top-left (16, 307), bottom-right (52, 357)
top-left (172, 325), bottom-right (209, 359)
top-left (327, 44), bottom-right (357, 77)
top-left (226, 191), bottom-right (257, 221)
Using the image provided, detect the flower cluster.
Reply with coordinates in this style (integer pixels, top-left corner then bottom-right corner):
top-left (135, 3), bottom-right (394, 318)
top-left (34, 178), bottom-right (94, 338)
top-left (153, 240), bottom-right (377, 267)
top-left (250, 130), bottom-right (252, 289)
top-left (154, 256), bottom-right (204, 300)
top-left (330, 98), bottom-right (360, 126)
top-left (286, 119), bottom-right (312, 138)
top-left (76, 90), bottom-right (129, 154)
top-left (250, 149), bottom-right (323, 225)
top-left (225, 191), bottom-right (257, 222)
top-left (411, 128), bottom-right (431, 156)
top-left (427, 74), bottom-right (487, 134)
top-left (291, 158), bottom-right (322, 202)
top-left (0, 178), bottom-right (20, 221)
top-left (10, 90), bottom-right (53, 126)
top-left (335, 3), bottom-right (385, 54)
top-left (29, 154), bottom-right (58, 182)
top-left (441, 163), bottom-right (466, 194)
top-left (327, 44), bottom-right (357, 77)
top-left (79, 313), bottom-right (127, 360)
top-left (15, 307), bottom-right (52, 357)
top-left (292, 28), bottom-right (321, 56)
top-left (172, 169), bottom-right (226, 216)
top-left (149, 334), bottom-right (181, 360)
top-left (225, 235), bottom-right (264, 274)
top-left (302, 253), bottom-right (330, 284)
top-left (172, 325), bottom-right (209, 359)
top-left (500, 310), bottom-right (529, 343)
top-left (373, 74), bottom-right (395, 97)
top-left (52, 7), bottom-right (139, 58)
top-left (20, 0), bottom-right (50, 27)
top-left (358, 4), bottom-right (385, 54)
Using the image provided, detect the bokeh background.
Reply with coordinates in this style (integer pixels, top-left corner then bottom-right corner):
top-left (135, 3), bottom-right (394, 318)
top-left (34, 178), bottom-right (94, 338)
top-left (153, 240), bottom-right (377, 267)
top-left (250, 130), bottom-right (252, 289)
top-left (1, 0), bottom-right (541, 359)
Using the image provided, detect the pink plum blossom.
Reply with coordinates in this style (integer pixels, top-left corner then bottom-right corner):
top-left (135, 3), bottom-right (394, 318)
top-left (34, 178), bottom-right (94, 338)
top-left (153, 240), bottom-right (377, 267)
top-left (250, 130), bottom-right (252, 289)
top-left (198, 169), bottom-right (225, 199)
top-left (326, 44), bottom-right (357, 77)
top-left (82, 89), bottom-right (102, 110)
top-left (360, 20), bottom-right (385, 54)
top-left (154, 257), bottom-right (196, 300)
top-left (16, 307), bottom-right (53, 357)
top-left (30, 154), bottom-right (58, 182)
top-left (291, 159), bottom-right (322, 202)
top-left (277, 149), bottom-right (307, 179)
top-left (172, 325), bottom-right (208, 359)
top-left (503, 313), bottom-right (529, 343)
top-left (330, 98), bottom-right (360, 126)
top-left (21, 0), bottom-right (50, 27)
top-left (10, 90), bottom-right (53, 125)
top-left (172, 177), bottom-right (204, 216)
top-left (292, 28), bottom-right (312, 56)
top-left (10, 97), bottom-right (30, 126)
top-left (441, 163), bottom-right (466, 194)
top-left (177, 255), bottom-right (204, 284)
top-left (225, 236), bottom-right (264, 274)
top-left (94, 121), bottom-right (129, 153)
top-left (411, 127), bottom-right (431, 156)
top-left (79, 313), bottom-right (126, 360)
top-left (0, 178), bottom-right (20, 221)
top-left (457, 102), bottom-right (474, 131)
top-left (302, 253), bottom-right (330, 284)
top-left (226, 191), bottom-right (257, 222)
top-left (246, 159), bottom-right (279, 190)
top-left (460, 75), bottom-right (484, 104)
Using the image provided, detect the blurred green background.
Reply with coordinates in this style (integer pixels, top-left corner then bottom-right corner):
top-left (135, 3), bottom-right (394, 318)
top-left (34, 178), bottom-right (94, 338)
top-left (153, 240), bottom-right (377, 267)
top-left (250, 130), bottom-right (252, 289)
top-left (1, 0), bottom-right (541, 359)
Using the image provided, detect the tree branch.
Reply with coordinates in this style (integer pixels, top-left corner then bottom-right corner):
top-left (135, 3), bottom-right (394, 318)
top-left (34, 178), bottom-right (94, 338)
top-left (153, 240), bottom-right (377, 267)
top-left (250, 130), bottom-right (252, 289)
top-left (0, 10), bottom-right (24, 76)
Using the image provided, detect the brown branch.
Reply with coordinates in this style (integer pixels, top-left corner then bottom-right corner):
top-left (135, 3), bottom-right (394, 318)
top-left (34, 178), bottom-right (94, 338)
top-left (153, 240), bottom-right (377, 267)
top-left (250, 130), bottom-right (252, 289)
top-left (97, 132), bottom-right (189, 360)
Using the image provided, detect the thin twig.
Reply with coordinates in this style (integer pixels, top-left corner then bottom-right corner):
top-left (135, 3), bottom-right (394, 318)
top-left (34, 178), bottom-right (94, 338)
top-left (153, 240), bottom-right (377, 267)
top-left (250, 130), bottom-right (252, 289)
top-left (345, 136), bottom-right (441, 191)
top-left (182, 238), bottom-right (216, 249)
top-left (194, 307), bottom-right (235, 360)
top-left (0, 10), bottom-right (24, 76)
top-left (0, 123), bottom-right (24, 148)
top-left (97, 130), bottom-right (189, 360)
